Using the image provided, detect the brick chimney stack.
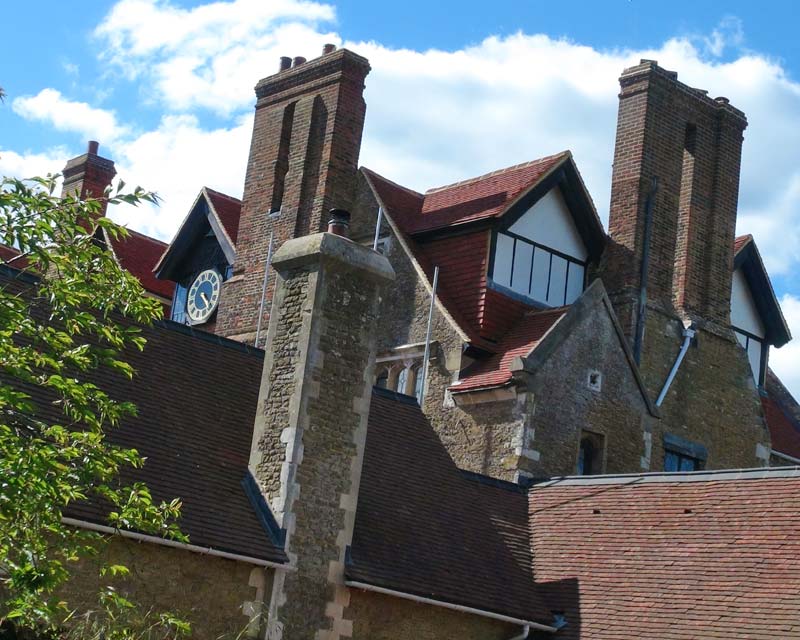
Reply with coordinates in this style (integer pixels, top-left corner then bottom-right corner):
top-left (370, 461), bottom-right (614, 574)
top-left (61, 140), bottom-right (117, 216)
top-left (216, 47), bottom-right (371, 345)
top-left (603, 60), bottom-right (747, 334)
top-left (248, 227), bottom-right (393, 638)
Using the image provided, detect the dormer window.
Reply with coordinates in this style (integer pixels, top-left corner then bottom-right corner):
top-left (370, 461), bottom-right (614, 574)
top-left (490, 187), bottom-right (588, 307)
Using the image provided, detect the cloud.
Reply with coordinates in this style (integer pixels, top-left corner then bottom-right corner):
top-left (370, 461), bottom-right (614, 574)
top-left (0, 147), bottom-right (68, 182)
top-left (12, 89), bottom-right (128, 144)
top-left (95, 0), bottom-right (337, 114)
top-left (771, 294), bottom-right (800, 398)
top-left (8, 5), bottom-right (800, 396)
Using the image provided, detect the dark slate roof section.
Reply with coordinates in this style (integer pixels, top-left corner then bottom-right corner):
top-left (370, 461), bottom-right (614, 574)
top-left (348, 388), bottom-right (553, 625)
top-left (529, 468), bottom-right (800, 639)
top-left (0, 271), bottom-right (285, 564)
top-left (734, 234), bottom-right (791, 347)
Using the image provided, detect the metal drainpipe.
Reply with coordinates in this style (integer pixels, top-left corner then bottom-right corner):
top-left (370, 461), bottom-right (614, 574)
top-left (656, 326), bottom-right (696, 407)
top-left (507, 625), bottom-right (530, 640)
top-left (633, 177), bottom-right (659, 366)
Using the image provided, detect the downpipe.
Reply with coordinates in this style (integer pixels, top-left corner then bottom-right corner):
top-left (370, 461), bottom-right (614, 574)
top-left (656, 326), bottom-right (696, 407)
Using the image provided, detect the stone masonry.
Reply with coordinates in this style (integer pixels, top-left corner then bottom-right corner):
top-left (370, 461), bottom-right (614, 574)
top-left (247, 231), bottom-right (393, 639)
top-left (216, 47), bottom-right (371, 345)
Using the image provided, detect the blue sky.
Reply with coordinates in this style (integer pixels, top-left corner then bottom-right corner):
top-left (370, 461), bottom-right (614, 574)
top-left (3, 0), bottom-right (800, 392)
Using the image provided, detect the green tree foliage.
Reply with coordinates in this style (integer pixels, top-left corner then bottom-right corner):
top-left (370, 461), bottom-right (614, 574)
top-left (0, 175), bottom-right (188, 638)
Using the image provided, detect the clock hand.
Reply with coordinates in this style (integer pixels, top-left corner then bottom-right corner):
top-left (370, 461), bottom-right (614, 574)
top-left (200, 291), bottom-right (210, 308)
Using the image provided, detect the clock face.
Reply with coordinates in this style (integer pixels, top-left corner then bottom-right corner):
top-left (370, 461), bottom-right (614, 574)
top-left (186, 268), bottom-right (222, 325)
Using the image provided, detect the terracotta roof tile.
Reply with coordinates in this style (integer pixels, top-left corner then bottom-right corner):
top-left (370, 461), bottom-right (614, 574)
top-left (205, 187), bottom-right (242, 244)
top-left (764, 370), bottom-right (800, 460)
top-left (453, 307), bottom-right (567, 392)
top-left (529, 472), bottom-right (800, 639)
top-left (408, 153), bottom-right (568, 234)
top-left (108, 229), bottom-right (175, 300)
top-left (734, 234), bottom-right (753, 254)
top-left (0, 243), bottom-right (28, 269)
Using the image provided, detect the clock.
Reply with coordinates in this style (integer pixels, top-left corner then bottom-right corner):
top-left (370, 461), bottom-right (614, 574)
top-left (186, 268), bottom-right (222, 325)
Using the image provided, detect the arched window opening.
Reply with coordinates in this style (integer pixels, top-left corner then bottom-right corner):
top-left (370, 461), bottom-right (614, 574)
top-left (577, 431), bottom-right (604, 476)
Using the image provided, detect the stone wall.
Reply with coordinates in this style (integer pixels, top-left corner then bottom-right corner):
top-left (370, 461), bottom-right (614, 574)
top-left (345, 589), bottom-right (516, 640)
top-left (60, 537), bottom-right (268, 640)
top-left (639, 308), bottom-right (770, 469)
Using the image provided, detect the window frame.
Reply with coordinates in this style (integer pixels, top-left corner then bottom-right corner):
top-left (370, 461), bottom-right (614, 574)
top-left (732, 326), bottom-right (767, 388)
top-left (489, 229), bottom-right (587, 308)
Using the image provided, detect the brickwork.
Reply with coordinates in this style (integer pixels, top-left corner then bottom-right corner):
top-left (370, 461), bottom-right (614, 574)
top-left (60, 537), bottom-right (269, 640)
top-left (61, 141), bottom-right (116, 217)
top-left (216, 48), bottom-right (371, 345)
top-left (345, 589), bottom-right (515, 639)
top-left (603, 60), bottom-right (747, 331)
top-left (247, 233), bottom-right (393, 639)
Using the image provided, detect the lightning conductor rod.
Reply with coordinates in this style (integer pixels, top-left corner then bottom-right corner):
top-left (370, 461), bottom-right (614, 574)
top-left (372, 206), bottom-right (384, 251)
top-left (254, 232), bottom-right (275, 347)
top-left (419, 265), bottom-right (440, 405)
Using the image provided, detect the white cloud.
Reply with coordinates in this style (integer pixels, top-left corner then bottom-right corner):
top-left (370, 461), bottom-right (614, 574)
top-left (95, 0), bottom-right (337, 114)
top-left (12, 89), bottom-right (128, 144)
top-left (8, 5), bottom-right (800, 395)
top-left (771, 294), bottom-right (800, 399)
top-left (0, 147), bottom-right (68, 182)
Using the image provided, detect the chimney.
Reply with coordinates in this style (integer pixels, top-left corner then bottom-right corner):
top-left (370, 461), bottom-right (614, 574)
top-left (603, 60), bottom-right (747, 334)
top-left (216, 48), bottom-right (371, 345)
top-left (61, 140), bottom-right (117, 215)
top-left (248, 230), bottom-right (394, 638)
top-left (327, 208), bottom-right (351, 237)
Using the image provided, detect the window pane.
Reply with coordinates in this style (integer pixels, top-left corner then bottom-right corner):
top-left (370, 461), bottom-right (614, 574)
top-left (679, 455), bottom-right (698, 472)
top-left (493, 234), bottom-right (514, 287)
top-left (747, 338), bottom-right (762, 384)
top-left (171, 282), bottom-right (188, 323)
top-left (530, 248), bottom-right (550, 302)
top-left (664, 451), bottom-right (679, 472)
top-left (414, 367), bottom-right (424, 400)
top-left (397, 368), bottom-right (410, 394)
top-left (511, 240), bottom-right (533, 295)
top-left (565, 262), bottom-right (585, 304)
top-left (376, 370), bottom-right (388, 389)
top-left (547, 255), bottom-right (568, 306)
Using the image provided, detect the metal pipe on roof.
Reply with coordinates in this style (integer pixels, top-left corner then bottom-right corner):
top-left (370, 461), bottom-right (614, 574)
top-left (372, 206), bottom-right (384, 251)
top-left (633, 177), bottom-right (658, 366)
top-left (62, 517), bottom-right (289, 571)
top-left (344, 581), bottom-right (557, 632)
top-left (254, 232), bottom-right (275, 348)
top-left (655, 326), bottom-right (696, 407)
top-left (419, 265), bottom-right (440, 405)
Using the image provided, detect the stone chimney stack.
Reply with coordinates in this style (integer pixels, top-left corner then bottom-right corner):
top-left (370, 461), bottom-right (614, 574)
top-left (216, 47), bottom-right (371, 345)
top-left (61, 140), bottom-right (117, 216)
top-left (603, 60), bottom-right (747, 334)
top-left (248, 227), bottom-right (393, 638)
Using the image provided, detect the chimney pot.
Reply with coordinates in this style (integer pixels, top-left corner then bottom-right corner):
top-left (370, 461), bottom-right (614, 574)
top-left (88, 140), bottom-right (99, 155)
top-left (322, 43), bottom-right (336, 55)
top-left (293, 56), bottom-right (307, 68)
top-left (327, 208), bottom-right (351, 238)
top-left (279, 56), bottom-right (292, 71)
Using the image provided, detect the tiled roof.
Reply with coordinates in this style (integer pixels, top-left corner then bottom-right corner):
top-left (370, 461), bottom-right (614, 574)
top-left (106, 228), bottom-right (175, 300)
top-left (407, 153), bottom-right (569, 234)
top-left (349, 389), bottom-right (553, 625)
top-left (205, 187), bottom-right (242, 244)
top-left (734, 234), bottom-right (752, 254)
top-left (764, 369), bottom-right (800, 460)
top-left (529, 470), bottom-right (800, 639)
top-left (452, 307), bottom-right (567, 392)
top-left (1, 270), bottom-right (285, 564)
top-left (0, 243), bottom-right (28, 269)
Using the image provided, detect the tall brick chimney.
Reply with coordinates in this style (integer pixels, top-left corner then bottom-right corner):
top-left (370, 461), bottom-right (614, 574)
top-left (248, 227), bottom-right (393, 638)
top-left (216, 46), bottom-right (371, 344)
top-left (61, 141), bottom-right (117, 216)
top-left (603, 60), bottom-right (747, 334)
